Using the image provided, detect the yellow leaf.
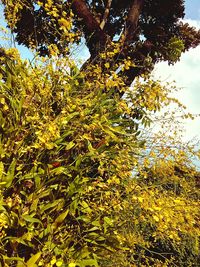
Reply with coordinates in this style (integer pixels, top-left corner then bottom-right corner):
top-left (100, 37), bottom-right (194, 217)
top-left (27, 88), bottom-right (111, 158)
top-left (56, 260), bottom-right (63, 267)
top-left (0, 161), bottom-right (4, 180)
top-left (153, 215), bottom-right (159, 222)
top-left (26, 252), bottom-right (41, 267)
top-left (104, 62), bottom-right (110, 69)
top-left (65, 141), bottom-right (75, 150)
top-left (46, 142), bottom-right (55, 150)
top-left (52, 209), bottom-right (69, 229)
top-left (50, 258), bottom-right (56, 265)
top-left (0, 97), bottom-right (5, 104)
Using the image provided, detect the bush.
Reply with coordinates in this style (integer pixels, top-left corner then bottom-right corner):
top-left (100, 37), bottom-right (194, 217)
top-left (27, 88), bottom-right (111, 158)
top-left (0, 50), bottom-right (199, 266)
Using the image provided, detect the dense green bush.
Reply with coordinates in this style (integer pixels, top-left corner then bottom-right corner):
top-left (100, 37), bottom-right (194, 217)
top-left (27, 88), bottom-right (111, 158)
top-left (0, 50), bottom-right (199, 267)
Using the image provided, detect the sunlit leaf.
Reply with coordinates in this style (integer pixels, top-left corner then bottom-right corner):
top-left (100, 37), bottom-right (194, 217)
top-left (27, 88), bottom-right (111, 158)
top-left (23, 215), bottom-right (42, 225)
top-left (26, 252), bottom-right (41, 267)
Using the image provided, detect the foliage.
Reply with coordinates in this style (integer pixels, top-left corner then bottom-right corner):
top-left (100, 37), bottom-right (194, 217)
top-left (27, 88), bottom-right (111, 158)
top-left (0, 47), bottom-right (199, 267)
top-left (1, 0), bottom-right (200, 86)
top-left (0, 1), bottom-right (200, 266)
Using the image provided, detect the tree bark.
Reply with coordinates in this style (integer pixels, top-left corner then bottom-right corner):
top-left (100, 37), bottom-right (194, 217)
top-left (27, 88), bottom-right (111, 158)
top-left (71, 0), bottom-right (147, 88)
top-left (71, 0), bottom-right (109, 56)
top-left (122, 0), bottom-right (144, 45)
top-left (100, 0), bottom-right (112, 30)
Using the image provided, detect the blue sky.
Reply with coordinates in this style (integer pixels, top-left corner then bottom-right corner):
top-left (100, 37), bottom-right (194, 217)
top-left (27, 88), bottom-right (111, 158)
top-left (185, 0), bottom-right (200, 20)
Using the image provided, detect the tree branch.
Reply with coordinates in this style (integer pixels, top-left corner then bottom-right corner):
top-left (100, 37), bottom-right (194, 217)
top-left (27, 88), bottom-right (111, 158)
top-left (100, 0), bottom-right (112, 30)
top-left (71, 0), bottom-right (109, 56)
top-left (72, 0), bottom-right (147, 89)
top-left (122, 0), bottom-right (144, 44)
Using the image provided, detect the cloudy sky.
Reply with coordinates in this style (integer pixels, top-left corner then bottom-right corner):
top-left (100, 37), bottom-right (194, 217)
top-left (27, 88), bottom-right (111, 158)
top-left (0, 1), bottom-right (200, 141)
top-left (153, 0), bottom-right (200, 141)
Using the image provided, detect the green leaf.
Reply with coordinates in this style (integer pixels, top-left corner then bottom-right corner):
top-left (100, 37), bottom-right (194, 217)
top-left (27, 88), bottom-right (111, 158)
top-left (38, 189), bottom-right (51, 199)
top-left (61, 112), bottom-right (79, 125)
top-left (40, 199), bottom-right (62, 213)
top-left (80, 201), bottom-right (92, 214)
top-left (2, 256), bottom-right (26, 267)
top-left (52, 209), bottom-right (69, 229)
top-left (23, 215), bottom-right (42, 225)
top-left (65, 141), bottom-right (75, 150)
top-left (55, 131), bottom-right (74, 145)
top-left (0, 161), bottom-right (4, 180)
top-left (30, 198), bottom-right (39, 213)
top-left (104, 216), bottom-right (113, 226)
top-left (6, 61), bottom-right (16, 76)
top-left (106, 125), bottom-right (126, 136)
top-left (91, 220), bottom-right (101, 227)
top-left (26, 252), bottom-right (41, 267)
top-left (5, 158), bottom-right (16, 187)
top-left (79, 259), bottom-right (99, 267)
top-left (51, 166), bottom-right (67, 175)
top-left (75, 155), bottom-right (83, 169)
top-left (102, 126), bottom-right (118, 141)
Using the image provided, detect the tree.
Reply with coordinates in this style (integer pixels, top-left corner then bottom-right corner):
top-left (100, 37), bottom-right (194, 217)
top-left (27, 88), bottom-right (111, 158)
top-left (0, 1), bottom-right (200, 267)
top-left (2, 0), bottom-right (200, 85)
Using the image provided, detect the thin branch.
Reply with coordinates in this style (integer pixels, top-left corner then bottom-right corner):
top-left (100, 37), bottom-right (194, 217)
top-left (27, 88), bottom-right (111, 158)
top-left (100, 0), bottom-right (112, 30)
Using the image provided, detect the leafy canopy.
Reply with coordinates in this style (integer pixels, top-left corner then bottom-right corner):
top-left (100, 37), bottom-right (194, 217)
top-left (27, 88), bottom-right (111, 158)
top-left (2, 0), bottom-right (200, 85)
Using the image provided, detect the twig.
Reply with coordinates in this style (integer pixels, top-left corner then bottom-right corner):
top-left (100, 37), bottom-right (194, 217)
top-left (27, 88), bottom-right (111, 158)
top-left (100, 0), bottom-right (112, 30)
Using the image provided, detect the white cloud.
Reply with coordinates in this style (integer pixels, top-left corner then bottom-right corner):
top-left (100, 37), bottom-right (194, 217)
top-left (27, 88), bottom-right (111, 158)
top-left (184, 18), bottom-right (200, 28)
top-left (153, 19), bottom-right (200, 142)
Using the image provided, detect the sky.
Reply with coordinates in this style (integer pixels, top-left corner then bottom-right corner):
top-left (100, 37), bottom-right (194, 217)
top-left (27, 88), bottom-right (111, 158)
top-left (185, 0), bottom-right (200, 20)
top-left (0, 0), bottom-right (200, 142)
top-left (154, 0), bottom-right (200, 142)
